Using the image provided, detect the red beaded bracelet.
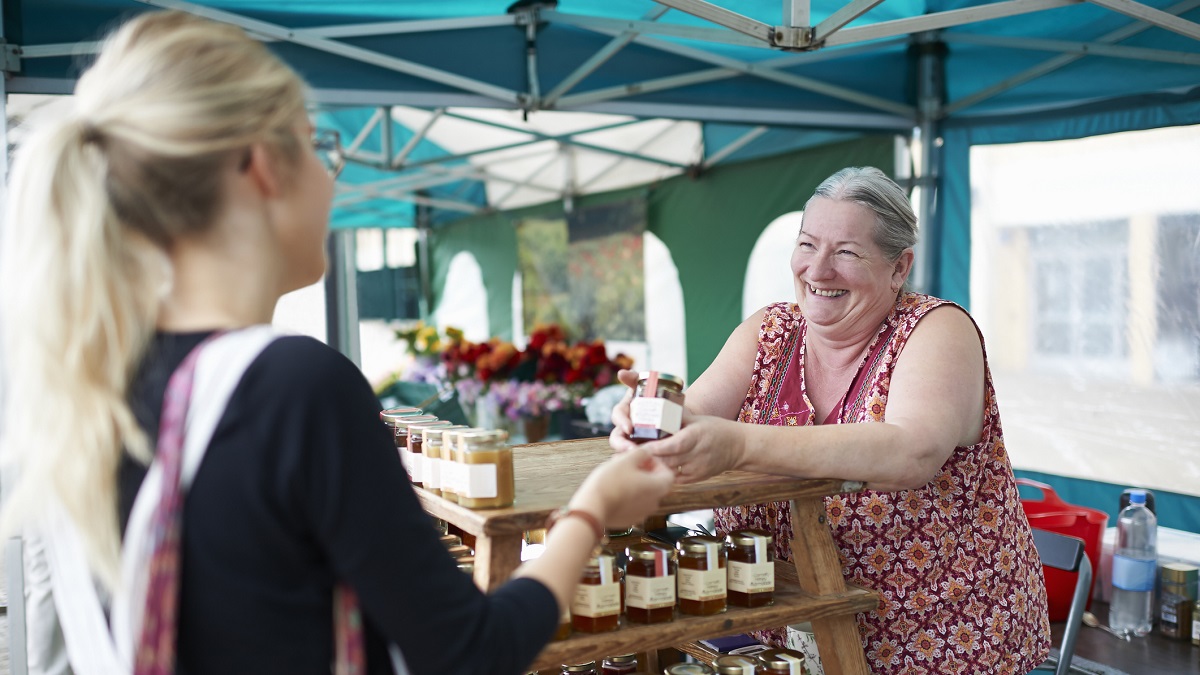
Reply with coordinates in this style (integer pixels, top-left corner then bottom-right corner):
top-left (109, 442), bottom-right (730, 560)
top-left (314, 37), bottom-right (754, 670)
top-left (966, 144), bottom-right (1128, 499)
top-left (545, 507), bottom-right (605, 542)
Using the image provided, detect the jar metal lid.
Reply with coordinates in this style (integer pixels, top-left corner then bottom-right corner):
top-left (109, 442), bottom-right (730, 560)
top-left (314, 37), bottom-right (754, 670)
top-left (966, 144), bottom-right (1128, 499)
top-left (407, 420), bottom-right (455, 440)
top-left (664, 664), bottom-right (715, 675)
top-left (727, 529), bottom-right (772, 547)
top-left (585, 547), bottom-right (616, 567)
top-left (563, 662), bottom-right (597, 672)
top-left (379, 407), bottom-right (423, 424)
top-left (712, 654), bottom-right (759, 675)
top-left (605, 654), bottom-right (637, 664)
top-left (756, 648), bottom-right (807, 672)
top-left (424, 424), bottom-right (470, 447)
top-left (1162, 562), bottom-right (1200, 584)
top-left (459, 429), bottom-right (510, 450)
top-left (678, 535), bottom-right (725, 556)
top-left (438, 534), bottom-right (462, 547)
top-left (392, 415), bottom-right (439, 430)
top-left (637, 371), bottom-right (685, 390)
top-left (626, 542), bottom-right (676, 562)
top-left (446, 544), bottom-right (472, 558)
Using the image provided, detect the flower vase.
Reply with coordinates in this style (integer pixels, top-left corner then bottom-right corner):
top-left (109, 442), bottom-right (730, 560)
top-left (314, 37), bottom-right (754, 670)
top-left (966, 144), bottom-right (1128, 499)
top-left (522, 414), bottom-right (551, 444)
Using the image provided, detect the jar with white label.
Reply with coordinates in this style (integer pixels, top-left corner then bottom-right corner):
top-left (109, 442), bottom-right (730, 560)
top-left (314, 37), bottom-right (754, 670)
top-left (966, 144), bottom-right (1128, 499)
top-left (379, 406), bottom-right (423, 450)
top-left (391, 414), bottom-right (438, 480)
top-left (405, 420), bottom-right (453, 488)
top-left (755, 648), bottom-right (807, 675)
top-left (663, 665), bottom-right (715, 675)
top-left (457, 429), bottom-right (514, 509)
top-left (572, 548), bottom-right (621, 633)
top-left (629, 371), bottom-right (685, 442)
top-left (625, 542), bottom-right (676, 624)
top-left (677, 535), bottom-right (727, 616)
top-left (726, 530), bottom-right (774, 607)
top-left (441, 427), bottom-right (483, 504)
top-left (420, 424), bottom-right (468, 497)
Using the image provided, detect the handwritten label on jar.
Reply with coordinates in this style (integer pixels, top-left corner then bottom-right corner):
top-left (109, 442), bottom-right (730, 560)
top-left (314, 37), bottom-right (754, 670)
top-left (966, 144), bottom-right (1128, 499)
top-left (728, 561), bottom-right (775, 593)
top-left (463, 463), bottom-right (498, 499)
top-left (678, 567), bottom-right (726, 602)
top-left (629, 397), bottom-right (683, 435)
top-left (572, 583), bottom-right (621, 618)
top-left (626, 574), bottom-right (676, 610)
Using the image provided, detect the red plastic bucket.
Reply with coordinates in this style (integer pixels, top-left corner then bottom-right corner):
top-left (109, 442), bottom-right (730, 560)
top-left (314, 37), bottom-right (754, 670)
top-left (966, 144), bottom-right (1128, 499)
top-left (1017, 478), bottom-right (1109, 621)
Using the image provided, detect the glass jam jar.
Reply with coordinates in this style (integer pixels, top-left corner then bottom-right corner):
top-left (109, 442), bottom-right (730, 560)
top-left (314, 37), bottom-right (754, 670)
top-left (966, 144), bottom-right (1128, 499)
top-left (629, 371), bottom-right (686, 442)
top-left (600, 654), bottom-right (638, 675)
top-left (438, 534), bottom-right (462, 548)
top-left (571, 548), bottom-right (621, 633)
top-left (440, 427), bottom-right (482, 505)
top-left (677, 535), bottom-right (727, 616)
top-left (554, 607), bottom-right (572, 641)
top-left (624, 542), bottom-right (676, 624)
top-left (391, 414), bottom-right (438, 479)
top-left (405, 420), bottom-right (453, 488)
top-left (712, 654), bottom-right (759, 675)
top-left (726, 529), bottom-right (774, 608)
top-left (457, 429), bottom-right (514, 509)
top-left (755, 649), bottom-right (807, 675)
top-left (421, 424), bottom-right (468, 498)
top-left (561, 662), bottom-right (597, 675)
top-left (379, 406), bottom-right (423, 448)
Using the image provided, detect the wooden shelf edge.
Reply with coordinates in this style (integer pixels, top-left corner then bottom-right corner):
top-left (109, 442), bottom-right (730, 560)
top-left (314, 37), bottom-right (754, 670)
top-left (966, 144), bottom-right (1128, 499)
top-left (527, 584), bottom-right (878, 671)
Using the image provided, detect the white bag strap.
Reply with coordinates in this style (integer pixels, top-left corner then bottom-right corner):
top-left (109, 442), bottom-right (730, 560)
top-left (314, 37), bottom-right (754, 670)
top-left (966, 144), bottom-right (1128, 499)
top-left (44, 326), bottom-right (282, 675)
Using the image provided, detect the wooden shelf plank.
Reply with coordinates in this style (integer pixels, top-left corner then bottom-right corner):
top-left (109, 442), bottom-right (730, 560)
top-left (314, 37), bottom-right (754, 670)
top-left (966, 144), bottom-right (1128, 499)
top-left (527, 581), bottom-right (877, 671)
top-left (415, 438), bottom-right (864, 537)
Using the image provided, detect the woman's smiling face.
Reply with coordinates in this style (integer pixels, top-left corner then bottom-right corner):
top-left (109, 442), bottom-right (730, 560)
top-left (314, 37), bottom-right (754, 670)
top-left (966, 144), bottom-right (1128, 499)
top-left (791, 196), bottom-right (910, 336)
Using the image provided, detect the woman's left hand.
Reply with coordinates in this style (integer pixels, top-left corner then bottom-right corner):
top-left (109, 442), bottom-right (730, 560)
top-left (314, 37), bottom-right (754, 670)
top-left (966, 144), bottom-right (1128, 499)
top-left (611, 411), bottom-right (746, 484)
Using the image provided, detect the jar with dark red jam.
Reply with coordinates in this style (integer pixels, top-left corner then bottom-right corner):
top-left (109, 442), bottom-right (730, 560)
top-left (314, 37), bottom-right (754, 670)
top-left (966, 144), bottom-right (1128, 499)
top-left (405, 420), bottom-right (453, 488)
top-left (379, 407), bottom-right (423, 449)
top-left (725, 529), bottom-right (774, 608)
top-left (571, 548), bottom-right (621, 633)
top-left (624, 542), bottom-right (676, 624)
top-left (676, 535), bottom-right (727, 616)
top-left (755, 648), bottom-right (807, 675)
top-left (600, 654), bottom-right (638, 675)
top-left (629, 371), bottom-right (685, 442)
top-left (391, 414), bottom-right (438, 479)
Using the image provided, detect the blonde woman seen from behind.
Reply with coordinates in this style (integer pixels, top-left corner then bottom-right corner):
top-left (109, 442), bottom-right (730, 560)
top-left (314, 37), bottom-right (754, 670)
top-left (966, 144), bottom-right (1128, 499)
top-left (0, 12), bottom-right (675, 675)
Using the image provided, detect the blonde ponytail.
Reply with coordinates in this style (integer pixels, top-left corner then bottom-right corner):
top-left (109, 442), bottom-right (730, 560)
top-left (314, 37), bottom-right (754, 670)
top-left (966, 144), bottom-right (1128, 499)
top-left (0, 10), bottom-right (307, 589)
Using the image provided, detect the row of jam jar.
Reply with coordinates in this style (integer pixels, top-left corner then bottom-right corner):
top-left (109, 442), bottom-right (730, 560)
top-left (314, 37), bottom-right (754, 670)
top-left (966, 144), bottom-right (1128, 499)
top-left (551, 649), bottom-right (809, 675)
top-left (380, 407), bottom-right (515, 509)
top-left (562, 531), bottom-right (775, 638)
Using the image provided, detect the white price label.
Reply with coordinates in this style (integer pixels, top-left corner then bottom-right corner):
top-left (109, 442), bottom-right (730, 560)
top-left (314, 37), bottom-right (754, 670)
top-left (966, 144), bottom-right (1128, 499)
top-left (408, 452), bottom-right (424, 483)
top-left (463, 463), bottom-right (498, 499)
top-left (626, 574), bottom-right (676, 610)
top-left (728, 560), bottom-right (775, 593)
top-left (678, 567), bottom-right (727, 602)
top-left (423, 456), bottom-right (441, 489)
top-left (630, 397), bottom-right (683, 435)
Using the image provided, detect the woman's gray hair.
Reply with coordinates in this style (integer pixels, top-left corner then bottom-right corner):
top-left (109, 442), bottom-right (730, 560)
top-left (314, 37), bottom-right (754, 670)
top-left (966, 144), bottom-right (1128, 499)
top-left (806, 166), bottom-right (917, 261)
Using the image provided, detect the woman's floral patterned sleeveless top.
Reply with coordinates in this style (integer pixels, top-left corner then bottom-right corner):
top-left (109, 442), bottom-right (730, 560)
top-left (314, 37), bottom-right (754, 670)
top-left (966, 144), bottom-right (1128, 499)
top-left (714, 293), bottom-right (1050, 674)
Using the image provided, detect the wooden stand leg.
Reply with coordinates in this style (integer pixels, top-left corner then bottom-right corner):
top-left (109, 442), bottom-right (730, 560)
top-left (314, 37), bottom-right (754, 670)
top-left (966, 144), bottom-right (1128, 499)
top-left (789, 498), bottom-right (871, 675)
top-left (473, 533), bottom-right (523, 592)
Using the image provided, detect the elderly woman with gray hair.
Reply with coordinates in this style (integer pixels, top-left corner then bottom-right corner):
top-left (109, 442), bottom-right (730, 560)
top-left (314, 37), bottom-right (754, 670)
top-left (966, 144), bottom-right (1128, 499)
top-left (611, 166), bottom-right (1050, 673)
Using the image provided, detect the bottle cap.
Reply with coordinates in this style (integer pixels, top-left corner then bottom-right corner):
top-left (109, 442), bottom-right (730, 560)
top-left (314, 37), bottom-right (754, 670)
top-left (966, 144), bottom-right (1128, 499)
top-left (1129, 489), bottom-right (1146, 504)
top-left (1161, 562), bottom-right (1199, 585)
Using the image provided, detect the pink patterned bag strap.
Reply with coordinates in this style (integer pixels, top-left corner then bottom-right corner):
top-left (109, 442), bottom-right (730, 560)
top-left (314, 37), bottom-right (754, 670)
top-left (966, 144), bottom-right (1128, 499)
top-left (134, 333), bottom-right (365, 675)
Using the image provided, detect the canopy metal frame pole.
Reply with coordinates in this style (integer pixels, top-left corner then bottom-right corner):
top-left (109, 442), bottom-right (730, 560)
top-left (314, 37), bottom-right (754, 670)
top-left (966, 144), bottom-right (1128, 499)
top-left (911, 31), bottom-right (945, 296)
top-left (134, 0), bottom-right (526, 105)
top-left (702, 125), bottom-right (769, 169)
top-left (1086, 0), bottom-right (1200, 40)
top-left (542, 5), bottom-right (670, 108)
top-left (941, 31), bottom-right (1200, 65)
top-left (392, 107), bottom-right (445, 168)
top-left (942, 0), bottom-right (1200, 115)
top-left (324, 230), bottom-right (361, 364)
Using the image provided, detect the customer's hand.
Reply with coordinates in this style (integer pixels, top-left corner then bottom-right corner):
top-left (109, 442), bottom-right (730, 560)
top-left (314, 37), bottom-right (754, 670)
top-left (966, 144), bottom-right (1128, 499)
top-left (612, 413), bottom-right (745, 485)
top-left (569, 445), bottom-right (676, 528)
top-left (607, 369), bottom-right (640, 452)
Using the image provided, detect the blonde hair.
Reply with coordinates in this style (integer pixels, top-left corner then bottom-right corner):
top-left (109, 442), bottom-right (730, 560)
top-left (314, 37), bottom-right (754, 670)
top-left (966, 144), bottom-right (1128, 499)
top-left (0, 11), bottom-right (306, 589)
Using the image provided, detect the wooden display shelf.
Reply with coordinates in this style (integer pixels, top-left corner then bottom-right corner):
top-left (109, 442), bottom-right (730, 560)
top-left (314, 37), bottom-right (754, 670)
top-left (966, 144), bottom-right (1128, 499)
top-left (414, 437), bottom-right (879, 675)
top-left (528, 577), bottom-right (876, 671)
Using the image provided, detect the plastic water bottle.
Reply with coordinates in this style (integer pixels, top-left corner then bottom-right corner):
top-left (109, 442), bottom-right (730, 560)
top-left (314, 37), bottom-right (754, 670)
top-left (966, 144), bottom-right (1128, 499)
top-left (1109, 489), bottom-right (1157, 637)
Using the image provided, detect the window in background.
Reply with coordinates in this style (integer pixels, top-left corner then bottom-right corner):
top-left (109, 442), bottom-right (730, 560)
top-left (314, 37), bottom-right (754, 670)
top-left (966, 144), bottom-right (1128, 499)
top-left (970, 125), bottom-right (1200, 499)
